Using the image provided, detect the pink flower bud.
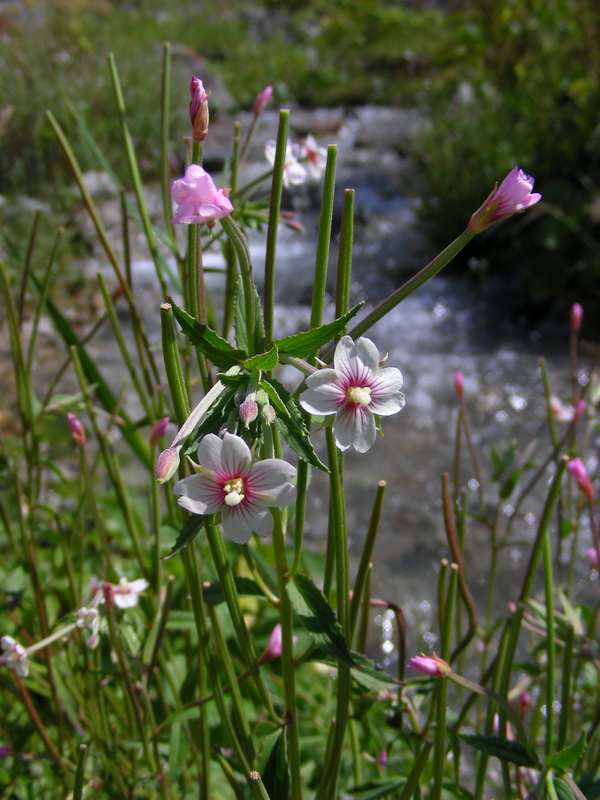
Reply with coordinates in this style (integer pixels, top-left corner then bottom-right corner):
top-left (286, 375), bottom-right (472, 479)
top-left (453, 371), bottom-right (464, 401)
top-left (189, 77), bottom-right (209, 142)
top-left (67, 412), bottom-right (86, 446)
top-left (408, 654), bottom-right (451, 677)
top-left (468, 167), bottom-right (541, 233)
top-left (571, 303), bottom-right (583, 332)
top-left (573, 399), bottom-right (586, 422)
top-left (258, 623), bottom-right (297, 664)
top-left (260, 404), bottom-right (276, 425)
top-left (519, 689), bottom-right (531, 717)
top-left (101, 581), bottom-right (114, 608)
top-left (253, 84), bottom-right (273, 117)
top-left (150, 416), bottom-right (170, 448)
top-left (586, 548), bottom-right (599, 571)
top-left (239, 397), bottom-right (258, 428)
top-left (156, 447), bottom-right (181, 484)
top-left (567, 457), bottom-right (595, 503)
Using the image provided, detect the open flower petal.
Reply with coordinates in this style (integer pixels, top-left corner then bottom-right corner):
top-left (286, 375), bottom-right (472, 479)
top-left (300, 370), bottom-right (346, 415)
top-left (334, 404), bottom-right (377, 453)
top-left (174, 473), bottom-right (221, 515)
top-left (370, 367), bottom-right (405, 415)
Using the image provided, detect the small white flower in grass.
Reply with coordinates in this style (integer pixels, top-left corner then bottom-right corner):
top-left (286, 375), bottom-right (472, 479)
top-left (174, 432), bottom-right (296, 544)
top-left (300, 335), bottom-right (405, 453)
top-left (1, 635), bottom-right (29, 678)
top-left (265, 139), bottom-right (307, 188)
top-left (111, 578), bottom-right (149, 609)
top-left (300, 134), bottom-right (327, 180)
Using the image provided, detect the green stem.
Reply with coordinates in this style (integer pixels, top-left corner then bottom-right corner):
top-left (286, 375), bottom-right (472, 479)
top-left (264, 110), bottom-right (289, 344)
top-left (335, 189), bottom-right (354, 324)
top-left (341, 228), bottom-right (475, 349)
top-left (311, 145), bottom-right (338, 329)
top-left (542, 509), bottom-right (556, 755)
top-left (350, 480), bottom-right (386, 638)
top-left (160, 303), bottom-right (191, 426)
top-left (220, 215), bottom-right (257, 355)
top-left (160, 43), bottom-right (177, 252)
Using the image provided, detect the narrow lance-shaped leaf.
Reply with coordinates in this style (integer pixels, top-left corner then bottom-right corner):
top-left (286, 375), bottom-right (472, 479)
top-left (169, 298), bottom-right (246, 368)
top-left (287, 573), bottom-right (355, 666)
top-left (163, 516), bottom-right (204, 560)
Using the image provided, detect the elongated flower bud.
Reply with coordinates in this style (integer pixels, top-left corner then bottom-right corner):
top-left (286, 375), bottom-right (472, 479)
top-left (189, 76), bottom-right (209, 142)
top-left (67, 412), bottom-right (86, 447)
top-left (571, 302), bottom-right (583, 332)
top-left (567, 457), bottom-right (594, 502)
top-left (150, 416), bottom-right (170, 447)
top-left (253, 85), bottom-right (273, 117)
top-left (408, 653), bottom-right (451, 676)
top-left (156, 447), bottom-right (181, 484)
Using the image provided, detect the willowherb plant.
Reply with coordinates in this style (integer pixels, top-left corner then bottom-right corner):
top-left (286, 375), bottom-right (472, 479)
top-left (1, 44), bottom-right (598, 800)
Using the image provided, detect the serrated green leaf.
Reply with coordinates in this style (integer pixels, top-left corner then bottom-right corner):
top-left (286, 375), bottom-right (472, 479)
top-left (244, 345), bottom-right (279, 371)
top-left (544, 732), bottom-right (586, 770)
top-left (262, 378), bottom-right (329, 471)
top-left (163, 516), bottom-right (204, 560)
top-left (170, 299), bottom-right (246, 368)
top-left (202, 577), bottom-right (266, 605)
top-left (182, 391), bottom-right (237, 455)
top-left (287, 574), bottom-right (354, 666)
top-left (460, 735), bottom-right (538, 768)
top-left (273, 302), bottom-right (363, 358)
top-left (346, 779), bottom-right (406, 799)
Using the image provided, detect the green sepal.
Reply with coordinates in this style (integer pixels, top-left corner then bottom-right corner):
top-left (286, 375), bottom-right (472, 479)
top-left (163, 516), bottom-right (204, 560)
top-left (287, 573), bottom-right (354, 667)
top-left (274, 302), bottom-right (363, 358)
top-left (169, 298), bottom-right (246, 368)
top-left (261, 378), bottom-right (329, 471)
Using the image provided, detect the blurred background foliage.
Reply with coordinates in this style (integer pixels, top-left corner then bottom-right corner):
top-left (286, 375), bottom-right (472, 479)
top-left (1, 0), bottom-right (599, 319)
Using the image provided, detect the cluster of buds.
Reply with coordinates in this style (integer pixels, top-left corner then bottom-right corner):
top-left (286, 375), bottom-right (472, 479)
top-left (1, 636), bottom-right (29, 678)
top-left (235, 386), bottom-right (276, 429)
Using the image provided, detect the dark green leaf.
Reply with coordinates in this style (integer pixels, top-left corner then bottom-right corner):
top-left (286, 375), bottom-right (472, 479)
top-left (202, 577), bottom-right (266, 605)
top-left (460, 735), bottom-right (538, 768)
top-left (544, 732), bottom-right (586, 769)
top-left (346, 779), bottom-right (406, 799)
top-left (183, 391), bottom-right (237, 455)
top-left (163, 516), bottom-right (204, 560)
top-left (351, 652), bottom-right (399, 691)
top-left (244, 346), bottom-right (279, 371)
top-left (259, 731), bottom-right (290, 800)
top-left (170, 299), bottom-right (246, 368)
top-left (216, 371), bottom-right (247, 389)
top-left (262, 378), bottom-right (328, 471)
top-left (273, 302), bottom-right (363, 358)
top-left (287, 574), bottom-right (354, 666)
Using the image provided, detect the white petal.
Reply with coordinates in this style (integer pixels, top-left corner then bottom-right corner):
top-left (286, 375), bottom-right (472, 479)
top-left (221, 502), bottom-right (272, 543)
top-left (128, 579), bottom-right (149, 594)
top-left (174, 474), bottom-right (223, 515)
top-left (300, 370), bottom-right (346, 415)
top-left (248, 459), bottom-right (296, 491)
top-left (369, 367), bottom-right (406, 416)
top-left (333, 405), bottom-right (377, 453)
top-left (255, 482), bottom-right (296, 507)
top-left (334, 336), bottom-right (378, 384)
top-left (197, 434), bottom-right (224, 473)
top-left (220, 432), bottom-right (252, 477)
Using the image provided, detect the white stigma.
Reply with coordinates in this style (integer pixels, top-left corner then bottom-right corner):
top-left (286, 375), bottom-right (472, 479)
top-left (224, 479), bottom-right (245, 507)
top-left (347, 386), bottom-right (372, 406)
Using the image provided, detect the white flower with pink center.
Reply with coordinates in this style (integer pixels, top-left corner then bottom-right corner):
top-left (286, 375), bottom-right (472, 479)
top-left (264, 139), bottom-right (307, 188)
top-left (300, 336), bottom-right (405, 453)
top-left (112, 578), bottom-right (149, 609)
top-left (174, 433), bottom-right (296, 544)
top-left (300, 134), bottom-right (327, 180)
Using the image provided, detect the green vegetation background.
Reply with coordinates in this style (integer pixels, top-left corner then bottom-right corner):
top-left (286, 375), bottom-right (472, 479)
top-left (1, 0), bottom-right (599, 318)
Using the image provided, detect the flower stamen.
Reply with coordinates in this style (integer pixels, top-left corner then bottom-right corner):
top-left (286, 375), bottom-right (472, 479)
top-left (224, 478), bottom-right (245, 506)
top-left (347, 386), bottom-right (372, 406)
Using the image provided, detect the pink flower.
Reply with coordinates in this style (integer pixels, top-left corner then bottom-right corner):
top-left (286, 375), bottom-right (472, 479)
top-left (171, 165), bottom-right (233, 225)
top-left (264, 139), bottom-right (307, 188)
top-left (567, 457), bottom-right (595, 502)
top-left (571, 303), bottom-right (583, 332)
top-left (253, 85), bottom-right (273, 116)
top-left (299, 134), bottom-right (327, 180)
top-left (550, 397), bottom-right (585, 423)
top-left (189, 77), bottom-right (209, 142)
top-left (468, 166), bottom-right (541, 233)
top-left (111, 578), bottom-right (149, 609)
top-left (300, 336), bottom-right (405, 453)
top-left (67, 412), bottom-right (85, 446)
top-left (174, 432), bottom-right (296, 544)
top-left (1, 636), bottom-right (29, 678)
top-left (150, 416), bottom-right (170, 448)
top-left (408, 654), bottom-right (451, 677)
top-left (586, 548), bottom-right (599, 570)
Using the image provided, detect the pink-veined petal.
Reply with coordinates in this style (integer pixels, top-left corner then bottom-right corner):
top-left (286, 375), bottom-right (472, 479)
top-left (248, 459), bottom-right (296, 492)
top-left (334, 336), bottom-right (377, 384)
top-left (174, 473), bottom-right (224, 515)
top-left (300, 369), bottom-right (346, 415)
top-left (221, 502), bottom-right (272, 543)
top-left (369, 367), bottom-right (406, 415)
top-left (333, 404), bottom-right (377, 453)
top-left (254, 482), bottom-right (296, 507)
top-left (197, 434), bottom-right (225, 474)
top-left (220, 432), bottom-right (252, 477)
